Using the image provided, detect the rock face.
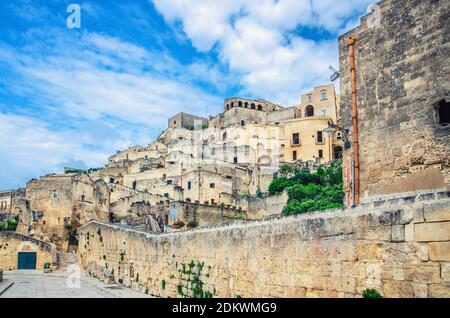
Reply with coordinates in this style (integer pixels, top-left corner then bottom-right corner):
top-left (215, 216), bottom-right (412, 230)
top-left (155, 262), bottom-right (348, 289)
top-left (338, 0), bottom-right (450, 203)
top-left (78, 191), bottom-right (450, 298)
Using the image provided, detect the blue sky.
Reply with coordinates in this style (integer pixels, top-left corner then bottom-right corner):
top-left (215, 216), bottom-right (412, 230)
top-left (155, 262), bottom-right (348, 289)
top-left (0, 0), bottom-right (374, 189)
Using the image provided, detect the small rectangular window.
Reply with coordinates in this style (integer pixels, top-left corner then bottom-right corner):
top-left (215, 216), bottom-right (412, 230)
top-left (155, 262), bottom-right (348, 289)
top-left (292, 133), bottom-right (300, 145)
top-left (319, 150), bottom-right (323, 158)
top-left (187, 181), bottom-right (191, 190)
top-left (210, 183), bottom-right (215, 188)
top-left (166, 180), bottom-right (172, 185)
top-left (321, 92), bottom-right (327, 100)
top-left (317, 131), bottom-right (323, 143)
top-left (233, 157), bottom-right (238, 163)
top-left (293, 151), bottom-right (297, 161)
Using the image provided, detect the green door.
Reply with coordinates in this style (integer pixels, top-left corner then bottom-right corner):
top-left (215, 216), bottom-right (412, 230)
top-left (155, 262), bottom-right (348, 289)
top-left (18, 252), bottom-right (37, 269)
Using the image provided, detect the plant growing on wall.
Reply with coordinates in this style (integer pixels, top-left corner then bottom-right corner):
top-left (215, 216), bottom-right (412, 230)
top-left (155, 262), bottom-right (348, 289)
top-left (173, 260), bottom-right (216, 298)
top-left (120, 250), bottom-right (126, 262)
top-left (0, 218), bottom-right (18, 231)
top-left (362, 289), bottom-right (383, 298)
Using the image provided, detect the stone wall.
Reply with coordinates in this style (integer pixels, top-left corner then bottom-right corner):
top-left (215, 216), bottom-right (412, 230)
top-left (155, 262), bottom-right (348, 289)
top-left (78, 191), bottom-right (450, 298)
top-left (0, 232), bottom-right (55, 270)
top-left (338, 0), bottom-right (450, 201)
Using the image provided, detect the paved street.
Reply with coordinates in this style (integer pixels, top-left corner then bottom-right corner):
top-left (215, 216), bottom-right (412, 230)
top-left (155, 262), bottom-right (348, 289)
top-left (1, 270), bottom-right (154, 298)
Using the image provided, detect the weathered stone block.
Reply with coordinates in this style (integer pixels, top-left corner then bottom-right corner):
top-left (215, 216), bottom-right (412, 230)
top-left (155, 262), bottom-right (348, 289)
top-left (428, 242), bottom-right (450, 262)
top-left (415, 222), bottom-right (450, 242)
top-left (412, 283), bottom-right (428, 298)
top-left (404, 263), bottom-right (441, 283)
top-left (382, 280), bottom-right (414, 298)
top-left (428, 283), bottom-right (450, 298)
top-left (357, 243), bottom-right (383, 261)
top-left (405, 223), bottom-right (414, 241)
top-left (441, 263), bottom-right (450, 282)
top-left (423, 206), bottom-right (450, 223)
top-left (391, 225), bottom-right (405, 242)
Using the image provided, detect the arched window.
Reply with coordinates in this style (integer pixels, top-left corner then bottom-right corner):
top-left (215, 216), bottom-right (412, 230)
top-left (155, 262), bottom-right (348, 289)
top-left (226, 104), bottom-right (229, 110)
top-left (238, 101), bottom-right (242, 107)
top-left (230, 102), bottom-right (234, 108)
top-left (244, 102), bottom-right (248, 108)
top-left (257, 105), bottom-right (262, 111)
top-left (222, 132), bottom-right (227, 140)
top-left (305, 105), bottom-right (314, 117)
top-left (251, 103), bottom-right (256, 110)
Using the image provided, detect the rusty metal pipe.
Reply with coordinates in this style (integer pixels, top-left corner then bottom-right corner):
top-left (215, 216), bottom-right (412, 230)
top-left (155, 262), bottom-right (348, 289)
top-left (347, 36), bottom-right (360, 206)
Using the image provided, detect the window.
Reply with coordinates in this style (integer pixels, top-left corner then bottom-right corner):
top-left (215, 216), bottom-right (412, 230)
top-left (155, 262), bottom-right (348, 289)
top-left (244, 102), bottom-right (248, 108)
top-left (292, 133), bottom-right (300, 145)
top-left (81, 195), bottom-right (85, 202)
top-left (187, 181), bottom-right (191, 190)
top-left (337, 132), bottom-right (342, 140)
top-left (173, 120), bottom-right (177, 125)
top-left (317, 131), bottom-right (324, 143)
top-left (238, 101), bottom-right (242, 107)
top-left (305, 105), bottom-right (314, 117)
top-left (209, 183), bottom-right (215, 188)
top-left (164, 193), bottom-right (169, 198)
top-left (273, 172), bottom-right (279, 179)
top-left (144, 155), bottom-right (148, 160)
top-left (251, 103), bottom-right (255, 110)
top-left (241, 120), bottom-right (245, 126)
top-left (52, 190), bottom-right (58, 199)
top-left (437, 99), bottom-right (450, 126)
top-left (320, 92), bottom-right (327, 100)
top-left (321, 108), bottom-right (326, 116)
top-left (109, 178), bottom-right (114, 183)
top-left (257, 105), bottom-right (263, 111)
top-left (307, 95), bottom-right (312, 102)
top-left (292, 151), bottom-right (297, 161)
top-left (166, 180), bottom-right (172, 185)
top-left (318, 150), bottom-right (323, 158)
top-left (233, 157), bottom-right (238, 163)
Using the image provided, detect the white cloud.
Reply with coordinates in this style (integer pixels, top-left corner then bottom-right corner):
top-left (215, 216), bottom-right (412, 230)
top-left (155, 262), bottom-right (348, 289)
top-left (152, 0), bottom-right (374, 104)
top-left (0, 113), bottom-right (106, 188)
top-left (0, 31), bottom-right (225, 188)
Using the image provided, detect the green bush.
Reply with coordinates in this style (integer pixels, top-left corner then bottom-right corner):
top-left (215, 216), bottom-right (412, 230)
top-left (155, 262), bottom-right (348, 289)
top-left (0, 219), bottom-right (18, 232)
top-left (362, 289), bottom-right (383, 298)
top-left (188, 220), bottom-right (199, 228)
top-left (268, 160), bottom-right (344, 216)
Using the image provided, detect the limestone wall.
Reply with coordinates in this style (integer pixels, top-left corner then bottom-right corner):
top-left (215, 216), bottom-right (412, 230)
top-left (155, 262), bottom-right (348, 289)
top-left (0, 232), bottom-right (55, 270)
top-left (78, 191), bottom-right (449, 298)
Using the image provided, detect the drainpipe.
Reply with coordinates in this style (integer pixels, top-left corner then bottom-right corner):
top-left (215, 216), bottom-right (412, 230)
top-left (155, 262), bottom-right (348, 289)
top-left (347, 36), bottom-right (360, 206)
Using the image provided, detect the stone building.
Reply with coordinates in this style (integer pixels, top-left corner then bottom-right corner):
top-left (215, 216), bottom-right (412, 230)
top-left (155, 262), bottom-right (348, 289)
top-left (168, 112), bottom-right (208, 130)
top-left (16, 173), bottom-right (111, 249)
top-left (0, 190), bottom-right (12, 215)
top-left (300, 84), bottom-right (341, 123)
top-left (0, 232), bottom-right (56, 270)
top-left (338, 0), bottom-right (450, 205)
top-left (283, 116), bottom-right (342, 163)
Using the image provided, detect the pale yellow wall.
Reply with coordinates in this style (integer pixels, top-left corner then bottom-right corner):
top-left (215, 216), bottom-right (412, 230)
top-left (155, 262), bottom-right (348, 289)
top-left (0, 233), bottom-right (54, 270)
top-left (283, 117), bottom-right (333, 163)
top-left (300, 84), bottom-right (339, 122)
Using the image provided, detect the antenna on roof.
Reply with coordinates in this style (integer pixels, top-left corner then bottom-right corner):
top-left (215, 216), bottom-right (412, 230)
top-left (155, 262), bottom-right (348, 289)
top-left (329, 65), bottom-right (340, 82)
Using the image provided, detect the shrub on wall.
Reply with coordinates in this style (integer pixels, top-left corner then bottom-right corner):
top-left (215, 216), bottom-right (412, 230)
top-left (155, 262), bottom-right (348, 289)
top-left (0, 218), bottom-right (18, 231)
top-left (268, 160), bottom-right (344, 215)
